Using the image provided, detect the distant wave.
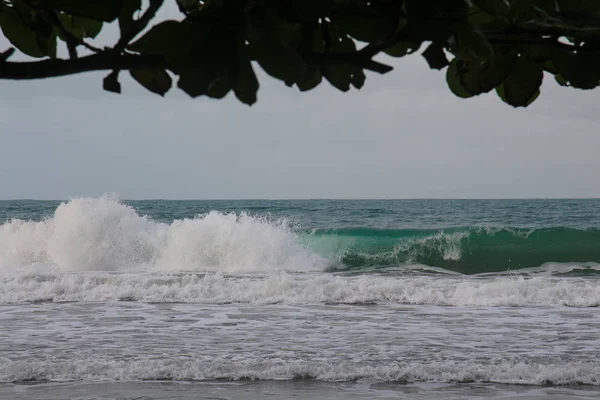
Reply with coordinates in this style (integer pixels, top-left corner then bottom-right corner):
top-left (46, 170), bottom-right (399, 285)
top-left (2, 357), bottom-right (599, 385)
top-left (2, 271), bottom-right (600, 307)
top-left (1, 197), bottom-right (599, 275)
top-left (305, 227), bottom-right (600, 274)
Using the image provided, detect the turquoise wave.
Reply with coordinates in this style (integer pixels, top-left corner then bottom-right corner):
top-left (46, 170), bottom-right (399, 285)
top-left (300, 227), bottom-right (600, 274)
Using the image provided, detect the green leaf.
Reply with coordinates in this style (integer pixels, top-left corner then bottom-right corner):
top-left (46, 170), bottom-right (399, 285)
top-left (290, 0), bottom-right (333, 21)
top-left (177, 35), bottom-right (235, 98)
top-left (320, 34), bottom-right (362, 92)
top-left (458, 56), bottom-right (511, 95)
top-left (351, 70), bottom-right (366, 89)
top-left (471, 0), bottom-right (511, 19)
top-left (251, 37), bottom-right (306, 85)
top-left (454, 23), bottom-right (494, 60)
top-left (58, 15), bottom-right (103, 39)
top-left (553, 50), bottom-right (600, 90)
top-left (446, 59), bottom-right (474, 98)
top-left (334, 15), bottom-right (400, 43)
top-left (177, 0), bottom-right (200, 12)
top-left (405, 0), bottom-right (468, 42)
top-left (422, 43), bottom-right (449, 70)
top-left (555, 74), bottom-right (569, 86)
top-left (205, 77), bottom-right (232, 99)
top-left (130, 21), bottom-right (197, 55)
top-left (130, 21), bottom-right (207, 74)
top-left (500, 58), bottom-right (543, 107)
top-left (497, 83), bottom-right (540, 107)
top-left (232, 46), bottom-right (259, 106)
top-left (468, 7), bottom-right (496, 25)
top-left (42, 0), bottom-right (122, 22)
top-left (297, 68), bottom-right (322, 92)
top-left (0, 5), bottom-right (55, 58)
top-left (512, 0), bottom-right (558, 22)
top-left (384, 41), bottom-right (421, 57)
top-left (103, 71), bottom-right (121, 94)
top-left (529, 44), bottom-right (554, 63)
top-left (119, 0), bottom-right (142, 35)
top-left (130, 68), bottom-right (172, 97)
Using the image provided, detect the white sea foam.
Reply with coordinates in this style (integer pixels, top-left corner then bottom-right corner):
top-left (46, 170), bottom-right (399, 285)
top-left (0, 197), bottom-right (325, 273)
top-left (1, 357), bottom-right (599, 385)
top-left (1, 271), bottom-right (599, 306)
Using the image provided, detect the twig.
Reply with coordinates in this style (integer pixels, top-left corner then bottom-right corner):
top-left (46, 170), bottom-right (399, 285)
top-left (114, 0), bottom-right (165, 53)
top-left (0, 48), bottom-right (15, 61)
top-left (48, 11), bottom-right (78, 58)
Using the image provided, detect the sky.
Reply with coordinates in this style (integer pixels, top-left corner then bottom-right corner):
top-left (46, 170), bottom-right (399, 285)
top-left (0, 4), bottom-right (599, 200)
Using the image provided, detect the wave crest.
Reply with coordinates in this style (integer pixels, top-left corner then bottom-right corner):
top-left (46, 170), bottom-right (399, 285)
top-left (0, 197), bottom-right (325, 273)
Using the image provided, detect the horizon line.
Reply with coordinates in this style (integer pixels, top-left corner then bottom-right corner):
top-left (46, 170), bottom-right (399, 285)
top-left (1, 197), bottom-right (599, 201)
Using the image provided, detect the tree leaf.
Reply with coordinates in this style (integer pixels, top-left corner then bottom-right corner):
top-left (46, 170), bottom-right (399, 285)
top-left (384, 41), bottom-right (421, 57)
top-left (512, 0), bottom-right (558, 22)
top-left (250, 37), bottom-right (306, 85)
top-left (497, 82), bottom-right (540, 107)
top-left (205, 77), bottom-right (232, 99)
top-left (458, 56), bottom-right (511, 95)
top-left (553, 50), bottom-right (600, 90)
top-left (290, 0), bottom-right (333, 21)
top-left (422, 43), bottom-right (449, 70)
top-left (320, 34), bottom-right (361, 92)
top-left (471, 0), bottom-right (511, 19)
top-left (58, 15), bottom-right (103, 39)
top-left (130, 20), bottom-right (207, 74)
top-left (500, 58), bottom-right (543, 107)
top-left (405, 0), bottom-right (468, 41)
top-left (468, 7), bottom-right (496, 25)
top-left (42, 0), bottom-right (122, 22)
top-left (351, 69), bottom-right (366, 89)
top-left (130, 68), bottom-right (172, 96)
top-left (334, 15), bottom-right (399, 43)
top-left (555, 74), bottom-right (569, 86)
top-left (232, 45), bottom-right (259, 106)
top-left (0, 5), bottom-right (56, 58)
top-left (103, 71), bottom-right (121, 94)
top-left (446, 58), bottom-right (474, 98)
top-left (119, 0), bottom-right (142, 35)
top-left (130, 21), bottom-right (198, 55)
top-left (177, 35), bottom-right (235, 98)
top-left (454, 23), bottom-right (494, 60)
top-left (297, 68), bottom-right (323, 91)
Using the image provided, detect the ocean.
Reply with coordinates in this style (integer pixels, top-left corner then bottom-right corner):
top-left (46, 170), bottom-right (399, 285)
top-left (1, 197), bottom-right (599, 399)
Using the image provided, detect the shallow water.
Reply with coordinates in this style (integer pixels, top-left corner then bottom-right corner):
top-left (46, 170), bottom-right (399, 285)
top-left (3, 381), bottom-right (600, 400)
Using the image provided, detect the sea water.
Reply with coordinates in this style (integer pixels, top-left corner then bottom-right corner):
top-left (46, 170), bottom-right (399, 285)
top-left (0, 197), bottom-right (599, 399)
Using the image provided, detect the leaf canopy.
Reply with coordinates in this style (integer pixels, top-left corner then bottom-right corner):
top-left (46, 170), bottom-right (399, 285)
top-left (0, 0), bottom-right (599, 107)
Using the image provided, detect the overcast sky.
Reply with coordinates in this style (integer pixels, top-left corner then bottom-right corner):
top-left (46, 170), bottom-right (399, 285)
top-left (0, 5), bottom-right (599, 200)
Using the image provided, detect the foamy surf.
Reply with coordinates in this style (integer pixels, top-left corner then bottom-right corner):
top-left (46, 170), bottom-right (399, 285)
top-left (0, 197), bottom-right (325, 273)
top-left (2, 272), bottom-right (599, 307)
top-left (2, 358), bottom-right (599, 385)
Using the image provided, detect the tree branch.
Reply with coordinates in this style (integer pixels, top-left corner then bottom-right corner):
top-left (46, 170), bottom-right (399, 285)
top-left (48, 11), bottom-right (78, 59)
top-left (114, 0), bottom-right (165, 53)
top-left (0, 53), bottom-right (167, 80)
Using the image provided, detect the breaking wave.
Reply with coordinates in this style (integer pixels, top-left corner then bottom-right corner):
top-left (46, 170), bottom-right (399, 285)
top-left (1, 197), bottom-right (599, 275)
top-left (2, 357), bottom-right (599, 385)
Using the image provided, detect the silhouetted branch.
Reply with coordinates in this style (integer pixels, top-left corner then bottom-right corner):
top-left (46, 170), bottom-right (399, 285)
top-left (114, 0), bottom-right (165, 52)
top-left (0, 53), bottom-right (167, 80)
